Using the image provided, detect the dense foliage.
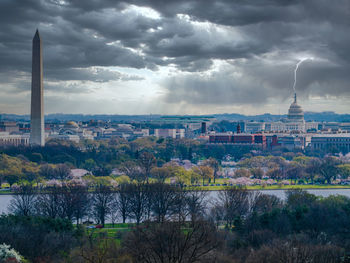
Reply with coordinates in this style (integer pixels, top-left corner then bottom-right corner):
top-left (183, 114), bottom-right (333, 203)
top-left (4, 182), bottom-right (350, 262)
top-left (0, 136), bottom-right (349, 187)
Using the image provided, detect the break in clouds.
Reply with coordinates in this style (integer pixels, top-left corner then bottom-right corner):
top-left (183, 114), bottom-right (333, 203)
top-left (0, 0), bottom-right (350, 114)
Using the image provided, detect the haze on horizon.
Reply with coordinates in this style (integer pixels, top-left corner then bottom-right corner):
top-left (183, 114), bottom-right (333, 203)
top-left (0, 0), bottom-right (350, 116)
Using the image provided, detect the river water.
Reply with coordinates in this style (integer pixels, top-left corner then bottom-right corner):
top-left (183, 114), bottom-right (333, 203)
top-left (1, 189), bottom-right (350, 215)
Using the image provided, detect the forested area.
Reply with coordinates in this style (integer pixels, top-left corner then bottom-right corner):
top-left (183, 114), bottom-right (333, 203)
top-left (2, 184), bottom-right (350, 262)
top-left (1, 138), bottom-right (350, 262)
top-left (1, 137), bottom-right (349, 188)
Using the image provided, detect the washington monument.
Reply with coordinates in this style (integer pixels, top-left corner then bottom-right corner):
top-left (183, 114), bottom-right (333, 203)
top-left (30, 29), bottom-right (45, 146)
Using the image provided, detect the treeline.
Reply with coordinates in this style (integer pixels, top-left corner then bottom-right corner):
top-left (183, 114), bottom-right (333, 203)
top-left (9, 182), bottom-right (208, 226)
top-left (237, 155), bottom-right (350, 184)
top-left (1, 136), bottom-right (307, 169)
top-left (5, 183), bottom-right (350, 262)
top-left (2, 143), bottom-right (350, 189)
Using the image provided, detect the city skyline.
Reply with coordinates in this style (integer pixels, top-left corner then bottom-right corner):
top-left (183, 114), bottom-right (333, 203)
top-left (0, 0), bottom-right (350, 115)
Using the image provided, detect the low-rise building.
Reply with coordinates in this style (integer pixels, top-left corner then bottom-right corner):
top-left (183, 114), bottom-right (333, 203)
top-left (245, 122), bottom-right (265, 133)
top-left (154, 129), bottom-right (185, 139)
top-left (208, 133), bottom-right (266, 147)
top-left (310, 134), bottom-right (350, 153)
top-left (0, 121), bottom-right (19, 133)
top-left (0, 132), bottom-right (29, 146)
top-left (49, 133), bottom-right (80, 143)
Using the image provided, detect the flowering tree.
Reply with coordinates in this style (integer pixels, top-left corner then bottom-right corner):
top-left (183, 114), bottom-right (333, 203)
top-left (0, 243), bottom-right (23, 263)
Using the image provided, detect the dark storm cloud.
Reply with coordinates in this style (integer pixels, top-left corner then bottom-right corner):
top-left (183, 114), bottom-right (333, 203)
top-left (0, 0), bottom-right (350, 108)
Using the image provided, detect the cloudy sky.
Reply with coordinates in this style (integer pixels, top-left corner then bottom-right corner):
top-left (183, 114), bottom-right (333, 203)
top-left (0, 0), bottom-right (350, 115)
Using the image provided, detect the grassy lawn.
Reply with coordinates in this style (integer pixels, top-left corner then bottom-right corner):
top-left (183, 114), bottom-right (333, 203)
top-left (2, 179), bottom-right (350, 194)
top-left (87, 223), bottom-right (134, 241)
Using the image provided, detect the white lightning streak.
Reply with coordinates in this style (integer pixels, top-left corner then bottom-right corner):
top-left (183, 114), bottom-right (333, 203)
top-left (293, 58), bottom-right (312, 92)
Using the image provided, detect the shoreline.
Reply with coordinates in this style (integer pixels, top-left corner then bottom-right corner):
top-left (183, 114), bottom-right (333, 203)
top-left (194, 185), bottom-right (350, 191)
top-left (1, 185), bottom-right (350, 195)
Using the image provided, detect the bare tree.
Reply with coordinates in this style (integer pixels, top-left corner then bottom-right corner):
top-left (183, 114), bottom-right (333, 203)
top-left (91, 184), bottom-right (114, 227)
top-left (124, 221), bottom-right (220, 263)
top-left (72, 185), bottom-right (90, 225)
top-left (115, 183), bottom-right (131, 224)
top-left (185, 189), bottom-right (208, 224)
top-left (36, 185), bottom-right (62, 218)
top-left (9, 184), bottom-right (37, 216)
top-left (60, 184), bottom-right (90, 224)
top-left (246, 240), bottom-right (343, 263)
top-left (150, 182), bottom-right (179, 223)
top-left (216, 186), bottom-right (251, 229)
top-left (125, 182), bottom-right (148, 225)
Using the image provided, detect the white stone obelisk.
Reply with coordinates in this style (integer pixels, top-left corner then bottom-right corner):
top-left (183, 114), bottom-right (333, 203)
top-left (30, 29), bottom-right (45, 146)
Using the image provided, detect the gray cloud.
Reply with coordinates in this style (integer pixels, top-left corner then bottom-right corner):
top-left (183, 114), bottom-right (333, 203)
top-left (0, 0), bottom-right (349, 113)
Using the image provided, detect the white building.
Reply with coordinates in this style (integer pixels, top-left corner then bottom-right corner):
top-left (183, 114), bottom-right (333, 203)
top-left (154, 129), bottom-right (185, 139)
top-left (49, 133), bottom-right (80, 143)
top-left (245, 122), bottom-right (265, 133)
top-left (0, 132), bottom-right (30, 146)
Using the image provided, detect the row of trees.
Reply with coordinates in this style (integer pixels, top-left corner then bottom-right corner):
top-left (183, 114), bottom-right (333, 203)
top-left (9, 182), bottom-right (210, 227)
top-left (237, 155), bottom-right (350, 184)
top-left (7, 185), bottom-right (350, 262)
top-left (2, 151), bottom-right (350, 189)
top-left (1, 135), bottom-right (313, 174)
top-left (75, 188), bottom-right (350, 262)
top-left (0, 154), bottom-right (73, 186)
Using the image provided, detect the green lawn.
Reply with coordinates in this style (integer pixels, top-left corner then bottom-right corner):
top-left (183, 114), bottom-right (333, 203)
top-left (2, 178), bottom-right (350, 195)
top-left (87, 224), bottom-right (133, 240)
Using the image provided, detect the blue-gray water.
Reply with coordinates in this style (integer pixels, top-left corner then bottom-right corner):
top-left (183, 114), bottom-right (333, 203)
top-left (1, 189), bottom-right (350, 215)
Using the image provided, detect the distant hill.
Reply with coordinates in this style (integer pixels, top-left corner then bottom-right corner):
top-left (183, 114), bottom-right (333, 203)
top-left (0, 112), bottom-right (349, 123)
top-left (213, 112), bottom-right (350, 122)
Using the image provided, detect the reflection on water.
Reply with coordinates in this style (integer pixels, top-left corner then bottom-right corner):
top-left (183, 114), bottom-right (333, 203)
top-left (0, 195), bottom-right (13, 214)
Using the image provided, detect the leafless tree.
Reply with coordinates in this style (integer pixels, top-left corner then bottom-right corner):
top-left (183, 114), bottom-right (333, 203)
top-left (149, 182), bottom-right (179, 223)
top-left (245, 239), bottom-right (343, 263)
top-left (124, 221), bottom-right (221, 263)
top-left (125, 182), bottom-right (148, 225)
top-left (115, 183), bottom-right (132, 223)
top-left (60, 184), bottom-right (90, 224)
top-left (185, 189), bottom-right (208, 224)
top-left (216, 186), bottom-right (251, 228)
top-left (9, 184), bottom-right (37, 216)
top-left (91, 184), bottom-right (114, 227)
top-left (36, 185), bottom-right (62, 218)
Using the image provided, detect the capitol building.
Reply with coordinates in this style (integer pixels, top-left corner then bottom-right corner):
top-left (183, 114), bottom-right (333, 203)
top-left (246, 93), bottom-right (318, 133)
top-left (287, 93), bottom-right (304, 122)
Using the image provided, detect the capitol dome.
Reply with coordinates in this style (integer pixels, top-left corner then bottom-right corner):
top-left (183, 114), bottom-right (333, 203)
top-left (65, 121), bottom-right (79, 129)
top-left (287, 93), bottom-right (304, 122)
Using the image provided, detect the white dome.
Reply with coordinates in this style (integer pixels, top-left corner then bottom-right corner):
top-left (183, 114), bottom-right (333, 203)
top-left (287, 93), bottom-right (304, 122)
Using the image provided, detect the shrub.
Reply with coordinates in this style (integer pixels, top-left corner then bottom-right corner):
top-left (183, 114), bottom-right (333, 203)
top-left (0, 243), bottom-right (23, 263)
